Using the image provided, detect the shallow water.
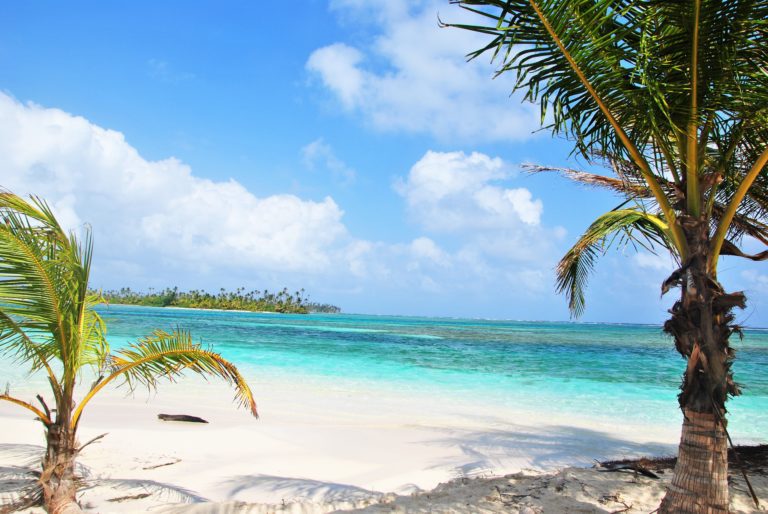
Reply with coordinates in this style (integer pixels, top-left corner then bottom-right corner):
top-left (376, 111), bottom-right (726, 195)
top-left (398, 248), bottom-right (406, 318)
top-left (103, 306), bottom-right (768, 439)
top-left (3, 305), bottom-right (767, 441)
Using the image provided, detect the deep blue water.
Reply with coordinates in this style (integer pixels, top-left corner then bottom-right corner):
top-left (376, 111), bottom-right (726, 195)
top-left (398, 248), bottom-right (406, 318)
top-left (85, 305), bottom-right (768, 441)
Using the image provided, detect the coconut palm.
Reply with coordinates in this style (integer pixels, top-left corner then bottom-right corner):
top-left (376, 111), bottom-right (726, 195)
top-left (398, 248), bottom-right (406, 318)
top-left (447, 1), bottom-right (767, 511)
top-left (0, 192), bottom-right (258, 514)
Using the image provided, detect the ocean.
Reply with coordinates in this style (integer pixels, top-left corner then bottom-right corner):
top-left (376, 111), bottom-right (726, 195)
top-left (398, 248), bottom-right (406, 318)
top-left (3, 304), bottom-right (767, 442)
top-left (111, 306), bottom-right (768, 440)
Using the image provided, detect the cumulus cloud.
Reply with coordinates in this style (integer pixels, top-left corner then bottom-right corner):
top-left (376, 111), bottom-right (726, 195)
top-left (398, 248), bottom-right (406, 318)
top-left (0, 92), bottom-right (349, 279)
top-left (306, 44), bottom-right (366, 110)
top-left (306, 0), bottom-right (539, 142)
top-left (395, 150), bottom-right (543, 232)
top-left (0, 92), bottom-right (568, 318)
top-left (392, 150), bottom-right (561, 295)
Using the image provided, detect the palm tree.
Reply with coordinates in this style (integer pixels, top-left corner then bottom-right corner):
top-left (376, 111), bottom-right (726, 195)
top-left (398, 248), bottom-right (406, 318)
top-left (0, 192), bottom-right (258, 514)
top-left (447, 1), bottom-right (767, 511)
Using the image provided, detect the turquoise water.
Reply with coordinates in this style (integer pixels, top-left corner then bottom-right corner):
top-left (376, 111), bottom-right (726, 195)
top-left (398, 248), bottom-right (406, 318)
top-left (79, 305), bottom-right (768, 442)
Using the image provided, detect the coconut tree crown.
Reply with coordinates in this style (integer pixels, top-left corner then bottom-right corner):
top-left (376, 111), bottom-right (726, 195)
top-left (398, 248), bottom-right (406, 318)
top-left (448, 0), bottom-right (768, 314)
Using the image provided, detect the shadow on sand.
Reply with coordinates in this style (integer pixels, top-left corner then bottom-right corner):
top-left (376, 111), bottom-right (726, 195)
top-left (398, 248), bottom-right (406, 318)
top-left (218, 474), bottom-right (380, 503)
top-left (155, 475), bottom-right (382, 513)
top-left (421, 423), bottom-right (676, 478)
top-left (0, 443), bottom-right (208, 511)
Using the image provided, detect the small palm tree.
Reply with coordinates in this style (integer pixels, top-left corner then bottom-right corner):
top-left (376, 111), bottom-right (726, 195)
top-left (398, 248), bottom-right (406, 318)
top-left (447, 1), bottom-right (767, 511)
top-left (0, 192), bottom-right (258, 514)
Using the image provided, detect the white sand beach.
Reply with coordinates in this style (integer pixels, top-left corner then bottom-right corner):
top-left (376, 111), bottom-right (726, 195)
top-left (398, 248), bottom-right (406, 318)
top-left (2, 373), bottom-right (765, 513)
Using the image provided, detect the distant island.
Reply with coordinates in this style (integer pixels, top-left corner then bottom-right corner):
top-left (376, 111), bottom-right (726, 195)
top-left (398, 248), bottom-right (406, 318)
top-left (95, 287), bottom-right (341, 314)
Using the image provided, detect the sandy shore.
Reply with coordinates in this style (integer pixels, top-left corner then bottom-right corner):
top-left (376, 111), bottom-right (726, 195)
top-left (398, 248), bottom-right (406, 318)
top-left (1, 375), bottom-right (764, 513)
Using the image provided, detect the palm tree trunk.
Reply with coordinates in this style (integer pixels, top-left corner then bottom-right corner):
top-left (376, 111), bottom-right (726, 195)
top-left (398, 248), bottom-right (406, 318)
top-left (41, 423), bottom-right (83, 514)
top-left (659, 218), bottom-right (743, 513)
top-left (660, 410), bottom-right (729, 513)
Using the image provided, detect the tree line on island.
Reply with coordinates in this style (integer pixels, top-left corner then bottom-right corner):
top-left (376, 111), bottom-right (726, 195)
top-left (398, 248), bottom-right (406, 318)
top-left (96, 286), bottom-right (341, 314)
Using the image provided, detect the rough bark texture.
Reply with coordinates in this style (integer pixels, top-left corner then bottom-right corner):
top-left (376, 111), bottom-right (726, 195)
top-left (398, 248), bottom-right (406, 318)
top-left (658, 217), bottom-right (744, 513)
top-left (659, 410), bottom-right (729, 513)
top-left (41, 418), bottom-right (83, 513)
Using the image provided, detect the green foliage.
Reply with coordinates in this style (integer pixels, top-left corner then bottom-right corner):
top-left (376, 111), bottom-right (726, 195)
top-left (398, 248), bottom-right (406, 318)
top-left (0, 191), bottom-right (258, 430)
top-left (449, 0), bottom-right (768, 316)
top-left (0, 192), bottom-right (106, 387)
top-left (453, 1), bottom-right (768, 164)
top-left (97, 286), bottom-right (341, 314)
top-left (556, 208), bottom-right (671, 317)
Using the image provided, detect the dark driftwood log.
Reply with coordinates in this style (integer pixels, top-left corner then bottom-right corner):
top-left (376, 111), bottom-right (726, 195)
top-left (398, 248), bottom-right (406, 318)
top-left (157, 413), bottom-right (208, 423)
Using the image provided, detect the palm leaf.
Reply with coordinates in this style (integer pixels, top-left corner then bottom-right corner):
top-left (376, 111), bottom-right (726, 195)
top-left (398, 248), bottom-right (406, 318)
top-left (77, 294), bottom-right (109, 370)
top-left (0, 194), bottom-right (75, 372)
top-left (0, 393), bottom-right (51, 425)
top-left (557, 208), bottom-right (674, 317)
top-left (523, 163), bottom-right (651, 197)
top-left (72, 329), bottom-right (258, 427)
top-left (448, 1), bottom-right (768, 266)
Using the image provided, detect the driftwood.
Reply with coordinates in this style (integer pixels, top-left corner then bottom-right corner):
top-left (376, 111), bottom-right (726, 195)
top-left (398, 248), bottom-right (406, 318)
top-left (157, 414), bottom-right (208, 423)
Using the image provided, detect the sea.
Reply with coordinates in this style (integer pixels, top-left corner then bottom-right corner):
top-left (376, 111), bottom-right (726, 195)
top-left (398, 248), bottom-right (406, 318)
top-left (3, 304), bottom-right (767, 442)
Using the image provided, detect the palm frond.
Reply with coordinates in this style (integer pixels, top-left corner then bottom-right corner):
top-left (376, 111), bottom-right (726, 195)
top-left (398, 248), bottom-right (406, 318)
top-left (0, 194), bottom-right (75, 369)
top-left (72, 329), bottom-right (257, 427)
top-left (557, 208), bottom-right (674, 317)
top-left (523, 163), bottom-right (651, 197)
top-left (448, 0), bottom-right (768, 310)
top-left (77, 295), bottom-right (108, 371)
top-left (0, 394), bottom-right (51, 425)
top-left (0, 192), bottom-right (112, 416)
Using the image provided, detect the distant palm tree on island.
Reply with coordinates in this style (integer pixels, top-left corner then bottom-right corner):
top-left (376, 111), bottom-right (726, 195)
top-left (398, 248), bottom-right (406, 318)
top-left (97, 286), bottom-right (341, 314)
top-left (448, 1), bottom-right (767, 512)
top-left (0, 193), bottom-right (258, 514)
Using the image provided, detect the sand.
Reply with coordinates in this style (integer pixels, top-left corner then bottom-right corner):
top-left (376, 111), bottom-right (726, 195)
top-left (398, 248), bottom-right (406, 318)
top-left (1, 375), bottom-right (765, 513)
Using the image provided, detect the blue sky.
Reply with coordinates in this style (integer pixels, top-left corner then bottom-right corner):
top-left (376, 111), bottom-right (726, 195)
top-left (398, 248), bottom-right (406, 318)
top-left (2, 0), bottom-right (767, 324)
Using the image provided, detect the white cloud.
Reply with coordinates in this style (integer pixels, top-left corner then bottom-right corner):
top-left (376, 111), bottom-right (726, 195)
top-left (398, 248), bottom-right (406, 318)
top-left (306, 0), bottom-right (539, 142)
top-left (395, 150), bottom-right (543, 232)
top-left (0, 93), bottom-right (349, 278)
top-left (0, 92), bottom-right (569, 319)
top-left (305, 44), bottom-right (365, 109)
top-left (391, 150), bottom-right (560, 294)
top-left (301, 138), bottom-right (356, 184)
top-left (410, 237), bottom-right (450, 268)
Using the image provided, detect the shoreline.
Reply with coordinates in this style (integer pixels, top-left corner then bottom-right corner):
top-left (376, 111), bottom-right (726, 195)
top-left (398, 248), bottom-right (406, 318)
top-left (2, 409), bottom-right (764, 513)
top-left (0, 374), bottom-right (696, 512)
top-left (1, 374), bottom-right (765, 512)
top-left (2, 310), bottom-right (766, 512)
top-left (96, 303), bottom-right (303, 315)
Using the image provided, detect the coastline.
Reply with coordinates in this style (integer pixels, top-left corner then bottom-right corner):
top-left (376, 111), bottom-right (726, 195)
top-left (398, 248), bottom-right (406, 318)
top-left (97, 303), bottom-right (300, 315)
top-left (0, 371), bottom-right (679, 512)
top-left (2, 310), bottom-right (766, 512)
top-left (1, 372), bottom-right (765, 512)
top-left (0, 372), bottom-right (766, 513)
